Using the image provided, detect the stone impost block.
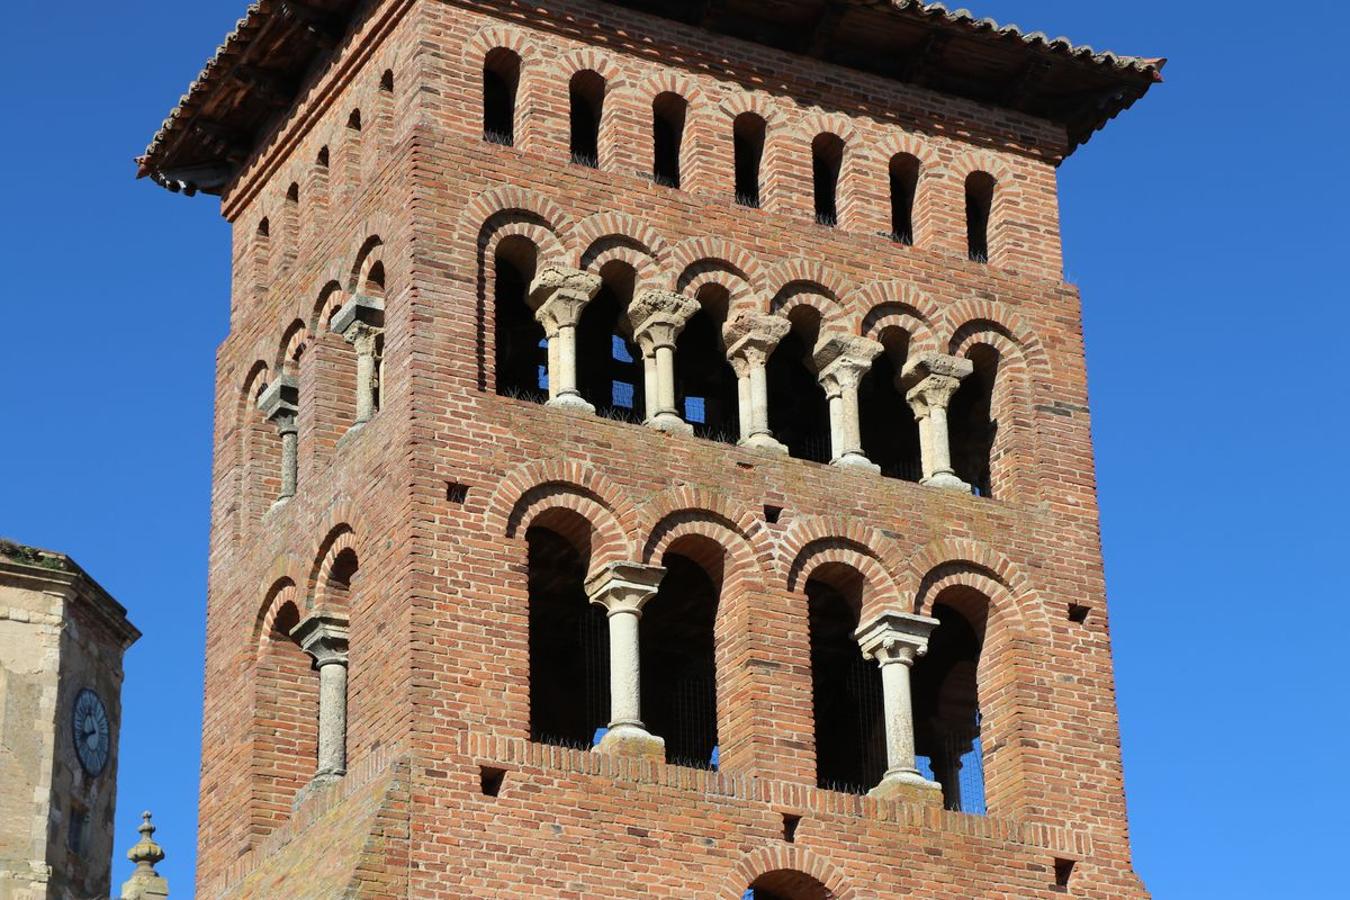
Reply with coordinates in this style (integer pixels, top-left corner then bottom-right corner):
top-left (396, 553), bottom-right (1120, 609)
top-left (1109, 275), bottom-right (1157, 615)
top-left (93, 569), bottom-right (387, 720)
top-left (330, 293), bottom-right (385, 336)
top-left (585, 562), bottom-right (666, 615)
top-left (724, 315), bottom-right (791, 367)
top-left (255, 374), bottom-right (299, 421)
top-left (900, 352), bottom-right (973, 392)
top-left (290, 609), bottom-right (351, 667)
top-left (527, 264), bottom-right (602, 312)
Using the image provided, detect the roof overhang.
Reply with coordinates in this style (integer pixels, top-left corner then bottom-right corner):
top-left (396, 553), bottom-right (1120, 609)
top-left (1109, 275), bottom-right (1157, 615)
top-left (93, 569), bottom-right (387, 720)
top-left (137, 0), bottom-right (1162, 196)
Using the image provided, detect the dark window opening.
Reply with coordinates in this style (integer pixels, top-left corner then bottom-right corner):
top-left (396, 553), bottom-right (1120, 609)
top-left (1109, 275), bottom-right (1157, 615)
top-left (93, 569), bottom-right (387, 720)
top-left (1054, 858), bottom-right (1076, 891)
top-left (379, 69), bottom-right (394, 93)
top-left (257, 217), bottom-right (270, 238)
top-left (811, 133), bottom-right (844, 226)
top-left (889, 153), bottom-right (920, 244)
top-left (483, 49), bottom-right (520, 146)
top-left (642, 547), bottom-right (719, 769)
top-left (317, 146), bottom-right (330, 169)
top-left (67, 806), bottom-right (87, 854)
top-left (479, 766), bottom-right (506, 797)
top-left (1067, 603), bottom-right (1090, 624)
top-left (808, 569), bottom-right (885, 793)
top-left (569, 70), bottom-right (605, 167)
top-left (966, 171), bottom-right (995, 263)
top-left (347, 108), bottom-right (362, 131)
top-left (652, 92), bottom-right (687, 188)
top-left (766, 312), bottom-right (830, 464)
top-left (675, 289), bottom-right (737, 443)
top-left (763, 504), bottom-right (783, 524)
top-left (286, 182), bottom-right (300, 204)
top-left (576, 264), bottom-right (643, 421)
top-left (912, 596), bottom-right (987, 814)
top-left (493, 238), bottom-right (545, 401)
top-left (781, 814), bottom-right (801, 843)
top-left (446, 482), bottom-right (469, 503)
top-left (745, 871), bottom-right (833, 900)
top-left (733, 113), bottom-right (766, 208)
top-left (859, 329), bottom-right (922, 482)
top-left (527, 524), bottom-right (610, 748)
top-left (948, 344), bottom-right (998, 497)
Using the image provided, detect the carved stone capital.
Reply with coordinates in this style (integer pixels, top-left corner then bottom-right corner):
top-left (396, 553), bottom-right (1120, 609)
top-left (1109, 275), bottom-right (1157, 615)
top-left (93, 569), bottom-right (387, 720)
top-left (900, 352), bottom-right (972, 414)
top-left (527, 264), bottom-right (602, 322)
top-left (331, 293), bottom-right (384, 336)
top-left (256, 374), bottom-right (299, 424)
top-left (631, 289), bottom-right (700, 352)
top-left (725, 315), bottom-right (791, 369)
top-left (855, 610), bottom-right (940, 666)
top-left (290, 610), bottom-right (350, 668)
top-left (585, 561), bottom-right (665, 616)
top-left (342, 320), bottom-right (382, 356)
top-left (814, 336), bottom-right (883, 396)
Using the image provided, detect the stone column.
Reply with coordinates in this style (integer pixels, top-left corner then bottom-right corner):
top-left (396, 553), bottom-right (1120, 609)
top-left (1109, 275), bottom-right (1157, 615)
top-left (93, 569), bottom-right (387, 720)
top-left (724, 315), bottom-right (790, 453)
top-left (901, 353), bottom-right (974, 491)
top-left (855, 609), bottom-right (942, 804)
top-left (528, 265), bottom-right (603, 413)
top-left (256, 374), bottom-right (299, 502)
top-left (332, 294), bottom-right (385, 425)
top-left (291, 610), bottom-right (351, 780)
top-left (631, 289), bottom-right (700, 433)
top-left (585, 561), bottom-right (666, 758)
top-left (814, 336), bottom-right (883, 472)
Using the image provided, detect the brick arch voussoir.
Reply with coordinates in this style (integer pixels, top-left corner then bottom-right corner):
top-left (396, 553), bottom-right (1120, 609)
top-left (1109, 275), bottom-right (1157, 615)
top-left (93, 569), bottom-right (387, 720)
top-left (946, 149), bottom-right (1017, 187)
top-left (874, 131), bottom-right (940, 171)
top-left (574, 212), bottom-right (668, 283)
top-left (306, 521), bottom-right (360, 611)
top-left (902, 537), bottom-right (1043, 631)
top-left (640, 487), bottom-right (769, 568)
top-left (728, 846), bottom-right (858, 900)
top-left (487, 459), bottom-right (639, 570)
top-left (669, 237), bottom-right (762, 291)
top-left (632, 68), bottom-right (705, 106)
top-left (853, 281), bottom-right (940, 350)
top-left (792, 109), bottom-right (860, 147)
top-left (555, 47), bottom-right (628, 90)
top-left (274, 319), bottom-right (310, 372)
top-left (459, 186), bottom-right (575, 261)
top-left (463, 22), bottom-right (538, 66)
top-left (940, 299), bottom-right (1049, 377)
top-left (718, 89), bottom-right (786, 131)
top-left (766, 260), bottom-right (853, 325)
top-left (253, 556), bottom-right (305, 648)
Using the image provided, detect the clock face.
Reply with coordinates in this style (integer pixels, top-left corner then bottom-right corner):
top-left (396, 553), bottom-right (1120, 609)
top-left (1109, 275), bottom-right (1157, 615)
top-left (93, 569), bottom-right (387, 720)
top-left (71, 688), bottom-right (110, 777)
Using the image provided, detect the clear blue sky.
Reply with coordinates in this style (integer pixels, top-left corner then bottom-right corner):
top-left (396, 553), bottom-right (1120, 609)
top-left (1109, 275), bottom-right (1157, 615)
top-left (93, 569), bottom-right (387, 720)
top-left (1, 2), bottom-right (1345, 896)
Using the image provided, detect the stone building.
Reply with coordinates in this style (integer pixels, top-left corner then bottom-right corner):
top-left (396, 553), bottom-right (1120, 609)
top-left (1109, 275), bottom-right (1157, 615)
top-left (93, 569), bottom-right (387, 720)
top-left (0, 541), bottom-right (139, 899)
top-left (137, 1), bottom-right (1162, 896)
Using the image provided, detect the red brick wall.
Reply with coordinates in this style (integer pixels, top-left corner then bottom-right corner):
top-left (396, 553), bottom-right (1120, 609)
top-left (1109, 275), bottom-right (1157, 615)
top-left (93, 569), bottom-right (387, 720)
top-left (195, 1), bottom-right (1145, 896)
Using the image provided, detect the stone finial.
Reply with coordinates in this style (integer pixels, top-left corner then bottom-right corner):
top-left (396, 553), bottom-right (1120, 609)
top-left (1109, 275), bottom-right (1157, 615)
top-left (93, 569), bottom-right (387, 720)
top-left (854, 610), bottom-right (941, 666)
top-left (120, 811), bottom-right (169, 900)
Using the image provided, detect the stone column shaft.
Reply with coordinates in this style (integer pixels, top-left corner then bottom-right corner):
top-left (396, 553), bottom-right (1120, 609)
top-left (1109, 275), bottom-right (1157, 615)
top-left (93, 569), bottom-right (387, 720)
top-left (586, 561), bottom-right (666, 758)
top-left (901, 353), bottom-right (974, 491)
top-left (725, 315), bottom-right (790, 452)
top-left (291, 611), bottom-right (351, 780)
top-left (529, 265), bottom-right (603, 413)
top-left (815, 336), bottom-right (883, 471)
top-left (632, 289), bottom-right (700, 433)
top-left (257, 375), bottom-right (300, 502)
top-left (856, 610), bottom-right (942, 803)
top-left (332, 294), bottom-right (385, 427)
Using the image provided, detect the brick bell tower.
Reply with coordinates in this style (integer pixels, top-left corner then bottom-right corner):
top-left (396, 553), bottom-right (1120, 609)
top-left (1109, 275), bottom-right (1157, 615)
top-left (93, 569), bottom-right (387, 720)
top-left (139, 1), bottom-right (1161, 896)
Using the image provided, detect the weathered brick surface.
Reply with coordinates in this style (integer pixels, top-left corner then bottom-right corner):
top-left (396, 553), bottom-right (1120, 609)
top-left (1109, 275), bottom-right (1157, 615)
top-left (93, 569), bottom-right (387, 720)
top-left (193, 1), bottom-right (1147, 896)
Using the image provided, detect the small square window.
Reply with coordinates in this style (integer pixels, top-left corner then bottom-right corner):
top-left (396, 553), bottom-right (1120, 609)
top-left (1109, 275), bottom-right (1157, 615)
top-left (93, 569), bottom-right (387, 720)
top-left (479, 766), bottom-right (506, 797)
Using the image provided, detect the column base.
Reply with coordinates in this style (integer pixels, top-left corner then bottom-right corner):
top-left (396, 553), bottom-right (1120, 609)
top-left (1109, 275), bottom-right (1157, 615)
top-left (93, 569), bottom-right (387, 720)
top-left (292, 768), bottom-right (346, 810)
top-left (921, 471), bottom-right (972, 493)
top-left (738, 433), bottom-right (788, 454)
top-left (645, 412), bottom-right (694, 435)
top-left (547, 393), bottom-right (595, 415)
top-left (869, 771), bottom-right (944, 806)
top-left (594, 724), bottom-right (665, 760)
top-left (831, 452), bottom-right (880, 473)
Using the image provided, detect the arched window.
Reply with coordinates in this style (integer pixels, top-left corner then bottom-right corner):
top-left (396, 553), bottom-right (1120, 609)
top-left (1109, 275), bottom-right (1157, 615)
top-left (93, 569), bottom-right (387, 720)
top-left (527, 520), bottom-right (610, 748)
top-left (744, 870), bottom-right (834, 900)
top-left (493, 237), bottom-right (545, 400)
top-left (965, 171), bottom-right (995, 263)
top-left (576, 262), bottom-right (643, 421)
top-left (766, 308), bottom-right (830, 463)
top-left (241, 368), bottom-right (282, 523)
top-left (811, 133), bottom-right (844, 226)
top-left (858, 327), bottom-right (922, 481)
top-left (252, 597), bottom-right (318, 829)
top-left (912, 592), bottom-right (987, 814)
top-left (807, 565), bottom-right (884, 793)
top-left (651, 92), bottom-right (687, 188)
top-left (889, 153), bottom-right (920, 245)
top-left (948, 344), bottom-right (998, 497)
top-left (733, 112), bottom-right (766, 208)
top-left (569, 70), bottom-right (605, 167)
top-left (641, 540), bottom-right (720, 769)
top-left (483, 49), bottom-right (520, 145)
top-left (675, 286), bottom-right (738, 443)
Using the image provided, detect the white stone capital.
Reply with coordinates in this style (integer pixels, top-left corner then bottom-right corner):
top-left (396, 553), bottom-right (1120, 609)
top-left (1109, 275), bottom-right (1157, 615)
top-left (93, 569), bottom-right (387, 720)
top-left (585, 561), bottom-right (665, 616)
top-left (528, 265), bottom-right (602, 330)
top-left (290, 610), bottom-right (351, 668)
top-left (630, 289), bottom-right (700, 351)
top-left (813, 336), bottom-right (882, 397)
top-left (900, 353), bottom-right (972, 416)
top-left (331, 293), bottom-right (385, 337)
top-left (854, 610), bottom-right (940, 667)
top-left (724, 315), bottom-right (790, 368)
